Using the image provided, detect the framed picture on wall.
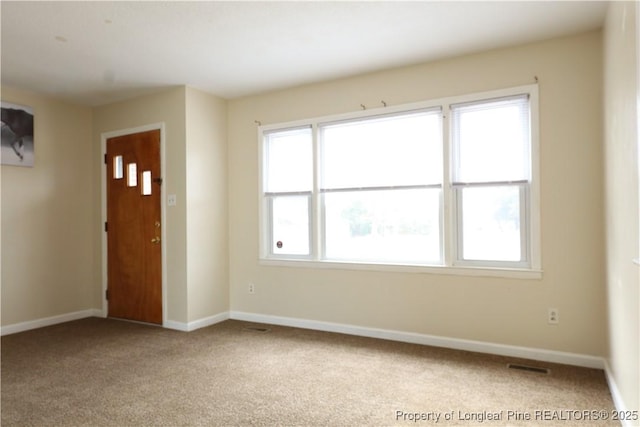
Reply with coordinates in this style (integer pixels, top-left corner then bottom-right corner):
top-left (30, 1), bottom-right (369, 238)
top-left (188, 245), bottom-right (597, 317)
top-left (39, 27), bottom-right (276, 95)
top-left (1, 101), bottom-right (34, 167)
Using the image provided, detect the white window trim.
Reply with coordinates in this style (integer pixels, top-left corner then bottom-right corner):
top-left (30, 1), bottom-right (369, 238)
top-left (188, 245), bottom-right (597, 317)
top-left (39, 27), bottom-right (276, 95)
top-left (258, 84), bottom-right (542, 279)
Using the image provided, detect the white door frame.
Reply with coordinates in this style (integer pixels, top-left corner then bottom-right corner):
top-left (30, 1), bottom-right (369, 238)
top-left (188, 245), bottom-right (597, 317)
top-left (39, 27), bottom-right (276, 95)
top-left (100, 122), bottom-right (167, 326)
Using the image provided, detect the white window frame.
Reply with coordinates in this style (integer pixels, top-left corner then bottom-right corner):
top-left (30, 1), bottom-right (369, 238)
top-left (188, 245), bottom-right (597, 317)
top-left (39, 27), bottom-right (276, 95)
top-left (448, 93), bottom-right (535, 269)
top-left (261, 126), bottom-right (315, 259)
top-left (258, 85), bottom-right (541, 279)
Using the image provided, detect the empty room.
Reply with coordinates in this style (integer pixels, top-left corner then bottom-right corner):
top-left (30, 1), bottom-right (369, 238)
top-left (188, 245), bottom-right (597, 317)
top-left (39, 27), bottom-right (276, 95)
top-left (1, 1), bottom-right (638, 426)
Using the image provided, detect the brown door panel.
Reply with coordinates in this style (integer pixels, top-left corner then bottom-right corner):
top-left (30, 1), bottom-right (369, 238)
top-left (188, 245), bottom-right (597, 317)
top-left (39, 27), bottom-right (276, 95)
top-left (106, 130), bottom-right (162, 324)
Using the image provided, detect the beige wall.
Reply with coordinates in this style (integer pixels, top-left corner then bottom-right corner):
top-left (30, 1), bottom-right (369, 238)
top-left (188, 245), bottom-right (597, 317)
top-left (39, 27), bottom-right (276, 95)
top-left (228, 31), bottom-right (607, 356)
top-left (1, 87), bottom-right (94, 325)
top-left (604, 1), bottom-right (640, 414)
top-left (92, 86), bottom-right (230, 326)
top-left (185, 87), bottom-right (229, 322)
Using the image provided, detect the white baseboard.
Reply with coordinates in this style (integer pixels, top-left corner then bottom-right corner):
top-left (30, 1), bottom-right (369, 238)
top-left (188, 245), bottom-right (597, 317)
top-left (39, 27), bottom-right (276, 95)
top-left (0, 309), bottom-right (103, 336)
top-left (1, 309), bottom-right (230, 336)
top-left (163, 320), bottom-right (189, 332)
top-left (230, 311), bottom-right (605, 370)
top-left (2, 309), bottom-right (605, 371)
top-left (164, 311), bottom-right (229, 332)
top-left (604, 360), bottom-right (637, 427)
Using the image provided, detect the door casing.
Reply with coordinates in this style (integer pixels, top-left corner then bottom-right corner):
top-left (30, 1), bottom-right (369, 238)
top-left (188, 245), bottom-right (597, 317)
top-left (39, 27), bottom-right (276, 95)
top-left (101, 123), bottom-right (167, 325)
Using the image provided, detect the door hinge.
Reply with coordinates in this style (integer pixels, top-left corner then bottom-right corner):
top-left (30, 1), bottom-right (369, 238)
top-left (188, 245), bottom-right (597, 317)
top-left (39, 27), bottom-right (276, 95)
top-left (104, 153), bottom-right (107, 164)
top-left (105, 289), bottom-right (109, 300)
top-left (104, 222), bottom-right (108, 232)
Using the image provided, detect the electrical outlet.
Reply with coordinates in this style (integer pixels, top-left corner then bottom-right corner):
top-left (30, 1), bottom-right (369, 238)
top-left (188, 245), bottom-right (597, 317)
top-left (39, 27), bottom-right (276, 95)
top-left (248, 283), bottom-right (255, 294)
top-left (548, 308), bottom-right (559, 324)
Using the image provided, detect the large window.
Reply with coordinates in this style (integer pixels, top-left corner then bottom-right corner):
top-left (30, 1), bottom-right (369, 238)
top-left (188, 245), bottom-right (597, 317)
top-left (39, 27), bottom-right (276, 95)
top-left (260, 85), bottom-right (540, 274)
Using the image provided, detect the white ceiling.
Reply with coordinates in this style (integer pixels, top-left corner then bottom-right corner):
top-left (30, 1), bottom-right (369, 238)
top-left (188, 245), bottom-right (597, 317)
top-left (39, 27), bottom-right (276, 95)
top-left (1, 1), bottom-right (608, 106)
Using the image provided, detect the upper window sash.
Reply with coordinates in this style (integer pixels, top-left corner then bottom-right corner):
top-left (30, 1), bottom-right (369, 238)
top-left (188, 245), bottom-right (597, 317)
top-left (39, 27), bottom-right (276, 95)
top-left (263, 126), bottom-right (313, 194)
top-left (319, 108), bottom-right (443, 191)
top-left (450, 94), bottom-right (531, 185)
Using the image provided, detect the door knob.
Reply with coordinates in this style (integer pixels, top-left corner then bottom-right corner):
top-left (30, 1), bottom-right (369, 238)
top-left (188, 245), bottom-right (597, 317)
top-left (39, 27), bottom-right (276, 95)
top-left (151, 237), bottom-right (161, 244)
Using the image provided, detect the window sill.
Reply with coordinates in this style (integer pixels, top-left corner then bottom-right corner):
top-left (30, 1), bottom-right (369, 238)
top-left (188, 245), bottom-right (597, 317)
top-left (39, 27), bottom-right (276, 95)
top-left (259, 258), bottom-right (543, 280)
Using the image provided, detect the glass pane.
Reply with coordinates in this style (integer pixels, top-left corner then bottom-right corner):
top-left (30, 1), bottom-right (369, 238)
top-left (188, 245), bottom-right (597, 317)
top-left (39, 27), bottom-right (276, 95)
top-left (127, 163), bottom-right (137, 187)
top-left (265, 127), bottom-right (312, 193)
top-left (271, 195), bottom-right (310, 255)
top-left (460, 186), bottom-right (522, 262)
top-left (321, 110), bottom-right (442, 189)
top-left (113, 155), bottom-right (123, 179)
top-left (452, 96), bottom-right (530, 183)
top-left (324, 189), bottom-right (441, 264)
top-left (141, 171), bottom-right (152, 196)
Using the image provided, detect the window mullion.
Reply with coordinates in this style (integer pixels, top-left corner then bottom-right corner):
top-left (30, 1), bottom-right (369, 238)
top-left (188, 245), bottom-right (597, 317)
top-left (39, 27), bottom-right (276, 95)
top-left (453, 187), bottom-right (465, 266)
top-left (520, 183), bottom-right (530, 264)
top-left (312, 123), bottom-right (321, 261)
top-left (266, 195), bottom-right (275, 256)
top-left (443, 105), bottom-right (455, 267)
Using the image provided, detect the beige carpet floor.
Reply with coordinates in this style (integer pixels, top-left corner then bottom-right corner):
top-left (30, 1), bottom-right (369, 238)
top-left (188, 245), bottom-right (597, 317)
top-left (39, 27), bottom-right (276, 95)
top-left (1, 317), bottom-right (618, 426)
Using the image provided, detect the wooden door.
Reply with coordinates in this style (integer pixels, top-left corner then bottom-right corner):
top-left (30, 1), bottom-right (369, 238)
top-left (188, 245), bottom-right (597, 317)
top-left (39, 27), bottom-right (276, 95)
top-left (106, 129), bottom-right (162, 324)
